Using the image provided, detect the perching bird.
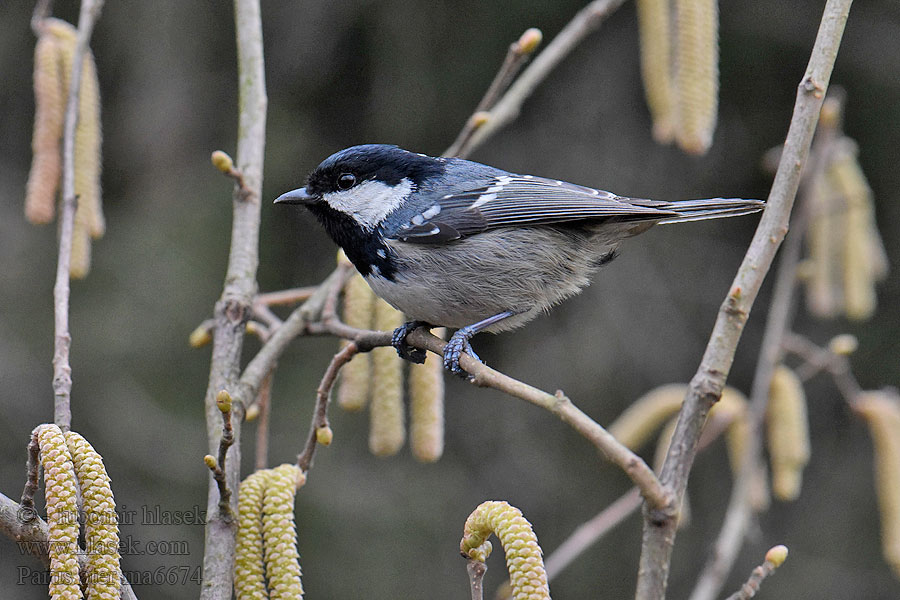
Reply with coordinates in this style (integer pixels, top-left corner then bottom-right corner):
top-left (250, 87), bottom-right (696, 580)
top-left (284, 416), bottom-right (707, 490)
top-left (275, 144), bottom-right (763, 375)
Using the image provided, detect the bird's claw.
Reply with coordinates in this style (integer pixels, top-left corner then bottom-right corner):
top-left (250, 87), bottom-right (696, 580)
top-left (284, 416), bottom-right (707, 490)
top-left (443, 329), bottom-right (483, 378)
top-left (391, 321), bottom-right (429, 364)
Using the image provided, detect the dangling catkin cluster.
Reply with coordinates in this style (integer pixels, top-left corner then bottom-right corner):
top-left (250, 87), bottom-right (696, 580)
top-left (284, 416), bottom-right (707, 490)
top-left (33, 424), bottom-right (122, 600)
top-left (64, 432), bottom-right (121, 600)
top-left (335, 251), bottom-right (446, 461)
top-left (802, 136), bottom-right (888, 320)
top-left (855, 392), bottom-right (900, 578)
top-left (26, 19), bottom-right (104, 279)
top-left (765, 365), bottom-right (810, 501)
top-left (235, 464), bottom-right (307, 599)
top-left (636, 0), bottom-right (718, 153)
top-left (460, 501), bottom-right (550, 600)
top-left (36, 424), bottom-right (83, 600)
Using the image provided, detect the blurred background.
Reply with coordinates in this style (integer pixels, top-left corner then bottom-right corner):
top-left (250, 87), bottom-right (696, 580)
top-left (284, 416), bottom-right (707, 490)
top-left (1, 1), bottom-right (899, 598)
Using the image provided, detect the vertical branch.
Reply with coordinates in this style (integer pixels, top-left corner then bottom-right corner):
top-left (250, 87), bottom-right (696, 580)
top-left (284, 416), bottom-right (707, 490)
top-left (199, 0), bottom-right (267, 597)
top-left (51, 0), bottom-right (104, 431)
top-left (634, 1), bottom-right (854, 598)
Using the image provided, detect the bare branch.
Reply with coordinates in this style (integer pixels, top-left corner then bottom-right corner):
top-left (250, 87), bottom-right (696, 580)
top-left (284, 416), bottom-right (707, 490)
top-left (466, 558), bottom-right (487, 600)
top-left (21, 432), bottom-right (42, 511)
top-left (687, 89), bottom-right (848, 600)
top-left (636, 1), bottom-right (855, 598)
top-left (51, 0), bottom-right (104, 431)
top-left (297, 343), bottom-right (358, 472)
top-left (199, 0), bottom-right (267, 595)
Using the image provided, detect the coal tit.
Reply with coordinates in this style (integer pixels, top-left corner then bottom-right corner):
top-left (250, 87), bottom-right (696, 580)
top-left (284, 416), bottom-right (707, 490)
top-left (275, 144), bottom-right (763, 376)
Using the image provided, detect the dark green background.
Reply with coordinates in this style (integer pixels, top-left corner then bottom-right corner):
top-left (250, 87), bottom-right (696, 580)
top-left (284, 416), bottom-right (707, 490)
top-left (1, 1), bottom-right (899, 598)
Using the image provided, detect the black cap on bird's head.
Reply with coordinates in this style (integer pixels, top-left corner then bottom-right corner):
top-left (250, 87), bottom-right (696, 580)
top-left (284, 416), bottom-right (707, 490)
top-left (274, 144), bottom-right (445, 206)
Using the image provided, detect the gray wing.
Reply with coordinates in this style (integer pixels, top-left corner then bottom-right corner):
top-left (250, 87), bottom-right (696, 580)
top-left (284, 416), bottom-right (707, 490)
top-left (389, 174), bottom-right (679, 244)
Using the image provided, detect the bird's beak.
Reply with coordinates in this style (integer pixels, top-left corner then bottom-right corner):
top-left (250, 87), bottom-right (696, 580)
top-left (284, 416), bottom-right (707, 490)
top-left (274, 187), bottom-right (316, 205)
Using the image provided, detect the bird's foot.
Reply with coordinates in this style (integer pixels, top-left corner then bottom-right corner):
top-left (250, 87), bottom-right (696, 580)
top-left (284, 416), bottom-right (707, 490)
top-left (443, 327), bottom-right (483, 377)
top-left (391, 321), bottom-right (430, 364)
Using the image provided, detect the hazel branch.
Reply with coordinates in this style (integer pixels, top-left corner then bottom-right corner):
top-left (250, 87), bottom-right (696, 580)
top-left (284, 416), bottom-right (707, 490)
top-left (51, 0), bottom-right (104, 431)
top-left (687, 87), bottom-right (851, 600)
top-left (297, 342), bottom-right (357, 472)
top-left (21, 432), bottom-right (42, 512)
top-left (637, 1), bottom-right (854, 598)
top-left (466, 559), bottom-right (488, 600)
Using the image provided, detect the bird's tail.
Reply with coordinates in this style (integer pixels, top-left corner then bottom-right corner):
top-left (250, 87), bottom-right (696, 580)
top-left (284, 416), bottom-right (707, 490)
top-left (656, 198), bottom-right (765, 225)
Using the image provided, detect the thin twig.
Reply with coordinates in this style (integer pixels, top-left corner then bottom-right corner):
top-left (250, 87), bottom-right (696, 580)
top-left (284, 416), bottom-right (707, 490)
top-left (723, 548), bottom-right (787, 600)
top-left (782, 333), bottom-right (862, 403)
top-left (255, 286), bottom-right (317, 306)
top-left (31, 0), bottom-right (53, 35)
top-left (199, 0), bottom-right (267, 595)
top-left (21, 432), bottom-right (42, 512)
top-left (636, 1), bottom-right (854, 598)
top-left (466, 558), bottom-right (487, 600)
top-left (52, 0), bottom-right (104, 431)
top-left (307, 322), bottom-right (672, 510)
top-left (445, 28), bottom-right (542, 157)
top-left (464, 0), bottom-right (628, 157)
top-left (297, 342), bottom-right (358, 472)
top-left (254, 370), bottom-right (273, 470)
top-left (545, 487), bottom-right (642, 580)
top-left (237, 266), bottom-right (350, 411)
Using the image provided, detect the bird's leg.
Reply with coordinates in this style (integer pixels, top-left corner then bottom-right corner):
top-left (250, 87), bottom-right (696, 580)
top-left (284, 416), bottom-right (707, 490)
top-left (444, 311), bottom-right (516, 377)
top-left (391, 320), bottom-right (432, 364)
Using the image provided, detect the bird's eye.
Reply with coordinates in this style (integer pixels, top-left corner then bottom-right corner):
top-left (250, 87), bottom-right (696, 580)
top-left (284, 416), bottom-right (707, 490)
top-left (337, 173), bottom-right (356, 190)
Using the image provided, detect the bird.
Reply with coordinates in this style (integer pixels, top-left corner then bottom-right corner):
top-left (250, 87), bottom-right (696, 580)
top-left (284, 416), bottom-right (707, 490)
top-left (275, 144), bottom-right (763, 376)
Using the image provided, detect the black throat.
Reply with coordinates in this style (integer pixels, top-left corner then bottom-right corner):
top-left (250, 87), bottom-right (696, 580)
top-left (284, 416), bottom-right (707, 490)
top-left (305, 203), bottom-right (396, 279)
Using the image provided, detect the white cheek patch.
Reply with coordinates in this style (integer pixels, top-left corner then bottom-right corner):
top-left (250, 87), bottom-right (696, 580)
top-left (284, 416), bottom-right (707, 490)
top-left (323, 178), bottom-right (414, 230)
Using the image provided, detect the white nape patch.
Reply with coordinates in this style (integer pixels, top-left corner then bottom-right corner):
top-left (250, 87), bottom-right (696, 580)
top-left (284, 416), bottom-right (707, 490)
top-left (421, 204), bottom-right (441, 219)
top-left (323, 178), bottom-right (414, 230)
top-left (591, 189), bottom-right (600, 196)
top-left (555, 180), bottom-right (564, 186)
top-left (522, 174), bottom-right (533, 179)
top-left (470, 192), bottom-right (497, 208)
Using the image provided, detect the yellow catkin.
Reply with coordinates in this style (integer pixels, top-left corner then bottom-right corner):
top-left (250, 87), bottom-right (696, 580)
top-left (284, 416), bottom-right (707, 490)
top-left (460, 501), bottom-right (550, 600)
top-left (766, 365), bottom-right (810, 501)
top-left (263, 464), bottom-right (305, 599)
top-left (804, 170), bottom-right (842, 318)
top-left (39, 19), bottom-right (103, 279)
top-left (636, 0), bottom-right (676, 143)
top-left (369, 299), bottom-right (406, 456)
top-left (64, 432), bottom-right (121, 600)
top-left (829, 141), bottom-right (886, 320)
top-left (25, 30), bottom-right (66, 224)
top-left (674, 0), bottom-right (719, 154)
top-left (235, 470), bottom-right (271, 599)
top-left (710, 387), bottom-right (770, 511)
top-left (608, 384), bottom-right (686, 451)
top-left (74, 43), bottom-right (103, 240)
top-left (409, 327), bottom-right (445, 462)
top-left (338, 270), bottom-right (377, 411)
top-left (855, 392), bottom-right (900, 578)
top-left (35, 424), bottom-right (83, 600)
